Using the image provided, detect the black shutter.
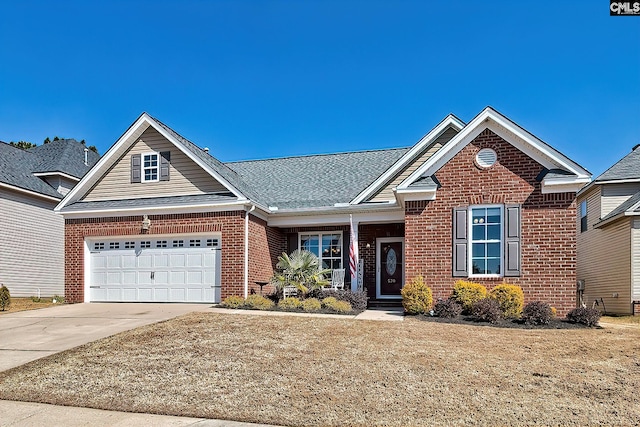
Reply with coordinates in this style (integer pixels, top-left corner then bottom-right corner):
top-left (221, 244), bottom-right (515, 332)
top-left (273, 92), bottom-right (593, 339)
top-left (160, 151), bottom-right (171, 181)
top-left (287, 233), bottom-right (298, 253)
top-left (131, 154), bottom-right (141, 183)
top-left (452, 207), bottom-right (468, 277)
top-left (504, 204), bottom-right (521, 277)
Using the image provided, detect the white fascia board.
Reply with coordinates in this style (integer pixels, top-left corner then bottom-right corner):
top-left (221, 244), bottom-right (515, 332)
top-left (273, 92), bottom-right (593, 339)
top-left (32, 172), bottom-right (81, 181)
top-left (267, 209), bottom-right (404, 228)
top-left (58, 200), bottom-right (248, 219)
top-left (0, 182), bottom-right (61, 202)
top-left (399, 107), bottom-right (591, 190)
top-left (541, 179), bottom-right (591, 194)
top-left (594, 178), bottom-right (640, 185)
top-left (145, 116), bottom-right (247, 200)
top-left (350, 115), bottom-right (465, 204)
top-left (394, 187), bottom-right (437, 201)
top-left (55, 113), bottom-right (153, 212)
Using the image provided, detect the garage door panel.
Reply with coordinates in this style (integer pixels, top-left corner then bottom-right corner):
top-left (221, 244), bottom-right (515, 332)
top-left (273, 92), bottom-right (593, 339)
top-left (89, 236), bottom-right (220, 303)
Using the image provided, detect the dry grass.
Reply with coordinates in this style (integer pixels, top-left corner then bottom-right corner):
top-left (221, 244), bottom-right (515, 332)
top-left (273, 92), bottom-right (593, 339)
top-left (1, 313), bottom-right (639, 426)
top-left (0, 297), bottom-right (60, 314)
top-left (601, 315), bottom-right (640, 325)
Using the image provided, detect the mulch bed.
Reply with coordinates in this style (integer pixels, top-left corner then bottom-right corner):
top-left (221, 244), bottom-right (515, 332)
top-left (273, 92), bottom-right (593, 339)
top-left (412, 313), bottom-right (595, 329)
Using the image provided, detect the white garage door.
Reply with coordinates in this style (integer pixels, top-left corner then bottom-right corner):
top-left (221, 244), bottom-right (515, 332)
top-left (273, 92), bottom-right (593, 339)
top-left (89, 236), bottom-right (221, 303)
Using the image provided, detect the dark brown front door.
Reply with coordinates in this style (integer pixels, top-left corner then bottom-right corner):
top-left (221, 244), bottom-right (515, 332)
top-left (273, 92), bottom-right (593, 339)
top-left (378, 239), bottom-right (404, 298)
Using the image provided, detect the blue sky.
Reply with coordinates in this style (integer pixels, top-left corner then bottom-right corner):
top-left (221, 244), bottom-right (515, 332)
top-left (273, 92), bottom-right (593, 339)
top-left (1, 0), bottom-right (638, 177)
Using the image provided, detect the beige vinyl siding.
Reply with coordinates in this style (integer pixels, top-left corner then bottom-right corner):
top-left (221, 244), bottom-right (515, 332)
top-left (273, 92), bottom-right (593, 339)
top-left (369, 127), bottom-right (459, 202)
top-left (83, 128), bottom-right (227, 201)
top-left (632, 219), bottom-right (640, 301)
top-left (577, 186), bottom-right (632, 314)
top-left (600, 182), bottom-right (640, 217)
top-left (0, 188), bottom-right (64, 297)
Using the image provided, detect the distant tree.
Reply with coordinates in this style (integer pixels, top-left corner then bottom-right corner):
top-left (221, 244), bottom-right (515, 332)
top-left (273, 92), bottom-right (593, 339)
top-left (53, 136), bottom-right (60, 141)
top-left (87, 145), bottom-right (98, 154)
top-left (9, 141), bottom-right (37, 149)
top-left (43, 137), bottom-right (51, 144)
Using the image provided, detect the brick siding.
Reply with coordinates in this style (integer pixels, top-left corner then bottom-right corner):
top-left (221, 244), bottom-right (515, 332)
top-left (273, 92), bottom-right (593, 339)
top-left (404, 129), bottom-right (578, 315)
top-left (65, 211), bottom-right (247, 303)
top-left (248, 215), bottom-right (285, 295)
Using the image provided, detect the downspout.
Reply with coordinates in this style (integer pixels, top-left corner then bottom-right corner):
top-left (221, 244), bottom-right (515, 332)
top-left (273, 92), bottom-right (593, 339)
top-left (244, 204), bottom-right (256, 298)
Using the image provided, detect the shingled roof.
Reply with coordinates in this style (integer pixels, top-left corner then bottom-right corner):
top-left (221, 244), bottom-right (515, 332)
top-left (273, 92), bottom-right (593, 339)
top-left (595, 145), bottom-right (640, 182)
top-left (226, 148), bottom-right (409, 209)
top-left (0, 139), bottom-right (99, 199)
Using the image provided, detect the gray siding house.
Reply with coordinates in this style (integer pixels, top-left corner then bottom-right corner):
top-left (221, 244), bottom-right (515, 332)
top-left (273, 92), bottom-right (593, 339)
top-left (577, 145), bottom-right (640, 315)
top-left (0, 139), bottom-right (99, 297)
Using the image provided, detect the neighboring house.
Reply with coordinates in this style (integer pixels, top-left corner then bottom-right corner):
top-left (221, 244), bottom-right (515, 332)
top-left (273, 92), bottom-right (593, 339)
top-left (0, 139), bottom-right (99, 297)
top-left (577, 146), bottom-right (640, 315)
top-left (56, 107), bottom-right (590, 315)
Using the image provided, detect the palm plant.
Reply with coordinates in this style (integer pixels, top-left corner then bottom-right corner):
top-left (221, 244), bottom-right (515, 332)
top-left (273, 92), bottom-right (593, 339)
top-left (271, 249), bottom-right (330, 294)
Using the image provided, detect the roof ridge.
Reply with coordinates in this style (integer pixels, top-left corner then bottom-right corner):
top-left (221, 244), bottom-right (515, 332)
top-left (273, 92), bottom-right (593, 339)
top-left (225, 146), bottom-right (410, 164)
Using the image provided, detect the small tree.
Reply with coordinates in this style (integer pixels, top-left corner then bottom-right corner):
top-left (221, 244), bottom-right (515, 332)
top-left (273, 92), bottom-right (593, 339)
top-left (271, 249), bottom-right (330, 294)
top-left (0, 285), bottom-right (11, 311)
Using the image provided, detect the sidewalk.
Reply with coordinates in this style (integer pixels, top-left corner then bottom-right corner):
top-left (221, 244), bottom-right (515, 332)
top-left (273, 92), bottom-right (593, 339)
top-left (0, 400), bottom-right (278, 427)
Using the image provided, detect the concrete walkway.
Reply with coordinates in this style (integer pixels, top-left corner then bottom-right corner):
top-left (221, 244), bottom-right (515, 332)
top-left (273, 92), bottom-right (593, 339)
top-left (0, 400), bottom-right (276, 427)
top-left (0, 303), bottom-right (212, 372)
top-left (207, 306), bottom-right (405, 321)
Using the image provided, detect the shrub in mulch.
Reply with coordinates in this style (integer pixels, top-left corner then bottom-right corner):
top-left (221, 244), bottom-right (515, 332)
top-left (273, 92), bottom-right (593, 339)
top-left (521, 301), bottom-right (554, 325)
top-left (219, 291), bottom-right (362, 315)
top-left (567, 307), bottom-right (601, 327)
top-left (489, 284), bottom-right (524, 319)
top-left (307, 289), bottom-right (368, 311)
top-left (0, 285), bottom-right (10, 311)
top-left (278, 297), bottom-right (303, 311)
top-left (401, 276), bottom-right (433, 315)
top-left (301, 298), bottom-right (321, 312)
top-left (471, 298), bottom-right (502, 324)
top-left (433, 298), bottom-right (463, 318)
top-left (451, 280), bottom-right (487, 314)
top-left (244, 295), bottom-right (275, 310)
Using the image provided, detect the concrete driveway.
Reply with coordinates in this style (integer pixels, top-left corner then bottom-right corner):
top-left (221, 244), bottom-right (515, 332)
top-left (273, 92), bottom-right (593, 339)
top-left (0, 303), bottom-right (212, 372)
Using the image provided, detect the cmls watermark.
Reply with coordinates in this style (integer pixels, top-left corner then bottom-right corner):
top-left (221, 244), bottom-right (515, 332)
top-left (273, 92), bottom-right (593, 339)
top-left (610, 1), bottom-right (640, 15)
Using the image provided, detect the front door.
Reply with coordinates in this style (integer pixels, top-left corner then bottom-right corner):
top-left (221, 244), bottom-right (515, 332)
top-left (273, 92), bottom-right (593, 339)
top-left (376, 238), bottom-right (404, 299)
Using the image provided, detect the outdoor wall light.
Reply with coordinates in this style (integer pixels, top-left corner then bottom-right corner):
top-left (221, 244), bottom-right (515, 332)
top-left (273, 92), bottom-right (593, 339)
top-left (142, 215), bottom-right (151, 230)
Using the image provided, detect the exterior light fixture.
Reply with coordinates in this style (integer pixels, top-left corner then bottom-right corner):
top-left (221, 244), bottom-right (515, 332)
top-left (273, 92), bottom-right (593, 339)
top-left (142, 215), bottom-right (151, 230)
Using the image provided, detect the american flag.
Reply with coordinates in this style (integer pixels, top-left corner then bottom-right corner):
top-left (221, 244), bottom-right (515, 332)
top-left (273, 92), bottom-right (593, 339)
top-left (349, 214), bottom-right (359, 287)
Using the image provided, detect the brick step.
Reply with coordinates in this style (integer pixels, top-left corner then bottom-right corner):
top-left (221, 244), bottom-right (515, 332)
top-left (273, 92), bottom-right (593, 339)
top-left (367, 299), bottom-right (403, 309)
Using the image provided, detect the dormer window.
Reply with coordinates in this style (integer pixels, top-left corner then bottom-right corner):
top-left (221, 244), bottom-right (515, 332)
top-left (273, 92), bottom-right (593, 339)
top-left (142, 153), bottom-right (159, 182)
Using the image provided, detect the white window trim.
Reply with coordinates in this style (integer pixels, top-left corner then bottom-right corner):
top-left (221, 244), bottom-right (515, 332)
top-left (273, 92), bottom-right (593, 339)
top-left (141, 152), bottom-right (160, 183)
top-left (298, 231), bottom-right (344, 270)
top-left (468, 204), bottom-right (504, 279)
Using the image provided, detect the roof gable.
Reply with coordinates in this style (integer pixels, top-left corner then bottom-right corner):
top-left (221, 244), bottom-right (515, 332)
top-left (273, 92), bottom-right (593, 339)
top-left (398, 107), bottom-right (591, 195)
top-left (350, 114), bottom-right (465, 204)
top-left (56, 113), bottom-right (253, 212)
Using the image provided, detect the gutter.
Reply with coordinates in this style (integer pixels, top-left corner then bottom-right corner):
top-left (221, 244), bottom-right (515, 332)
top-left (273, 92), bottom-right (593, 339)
top-left (244, 204), bottom-right (256, 298)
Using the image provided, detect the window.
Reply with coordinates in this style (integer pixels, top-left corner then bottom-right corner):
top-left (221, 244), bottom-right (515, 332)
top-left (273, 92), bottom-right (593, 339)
top-left (190, 239), bottom-right (202, 247)
top-left (580, 200), bottom-right (587, 233)
top-left (94, 242), bottom-right (105, 250)
top-left (206, 239), bottom-right (219, 247)
top-left (140, 241), bottom-right (151, 248)
top-left (172, 240), bottom-right (184, 248)
top-left (142, 153), bottom-right (159, 182)
top-left (156, 240), bottom-right (167, 248)
top-left (124, 241), bottom-right (135, 249)
top-left (299, 232), bottom-right (342, 269)
top-left (470, 206), bottom-right (502, 276)
top-left (109, 242), bottom-right (120, 250)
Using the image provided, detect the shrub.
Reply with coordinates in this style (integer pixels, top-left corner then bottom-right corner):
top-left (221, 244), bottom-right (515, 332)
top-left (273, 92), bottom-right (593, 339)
top-left (471, 298), bottom-right (502, 323)
top-left (550, 307), bottom-right (557, 318)
top-left (401, 276), bottom-right (433, 315)
top-left (244, 294), bottom-right (274, 310)
top-left (321, 297), bottom-right (339, 308)
top-left (31, 296), bottom-right (42, 303)
top-left (271, 249), bottom-right (330, 294)
top-left (324, 299), bottom-right (352, 313)
top-left (521, 301), bottom-right (553, 325)
top-left (278, 297), bottom-right (302, 310)
top-left (221, 295), bottom-right (245, 309)
top-left (52, 295), bottom-right (65, 304)
top-left (0, 285), bottom-right (10, 311)
top-left (567, 307), bottom-right (601, 327)
top-left (451, 280), bottom-right (487, 313)
top-left (308, 289), bottom-right (368, 311)
top-left (302, 298), bottom-right (322, 312)
top-left (490, 284), bottom-right (524, 318)
top-left (433, 298), bottom-right (463, 318)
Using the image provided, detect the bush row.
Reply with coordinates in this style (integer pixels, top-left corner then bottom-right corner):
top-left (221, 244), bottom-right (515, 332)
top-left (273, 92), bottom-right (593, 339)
top-left (220, 294), bottom-right (353, 314)
top-left (401, 279), bottom-right (601, 326)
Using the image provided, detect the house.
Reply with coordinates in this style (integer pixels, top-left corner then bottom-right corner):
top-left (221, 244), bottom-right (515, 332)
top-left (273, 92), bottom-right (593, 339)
top-left (55, 107), bottom-right (590, 315)
top-left (577, 146), bottom-right (640, 315)
top-left (0, 139), bottom-right (100, 297)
